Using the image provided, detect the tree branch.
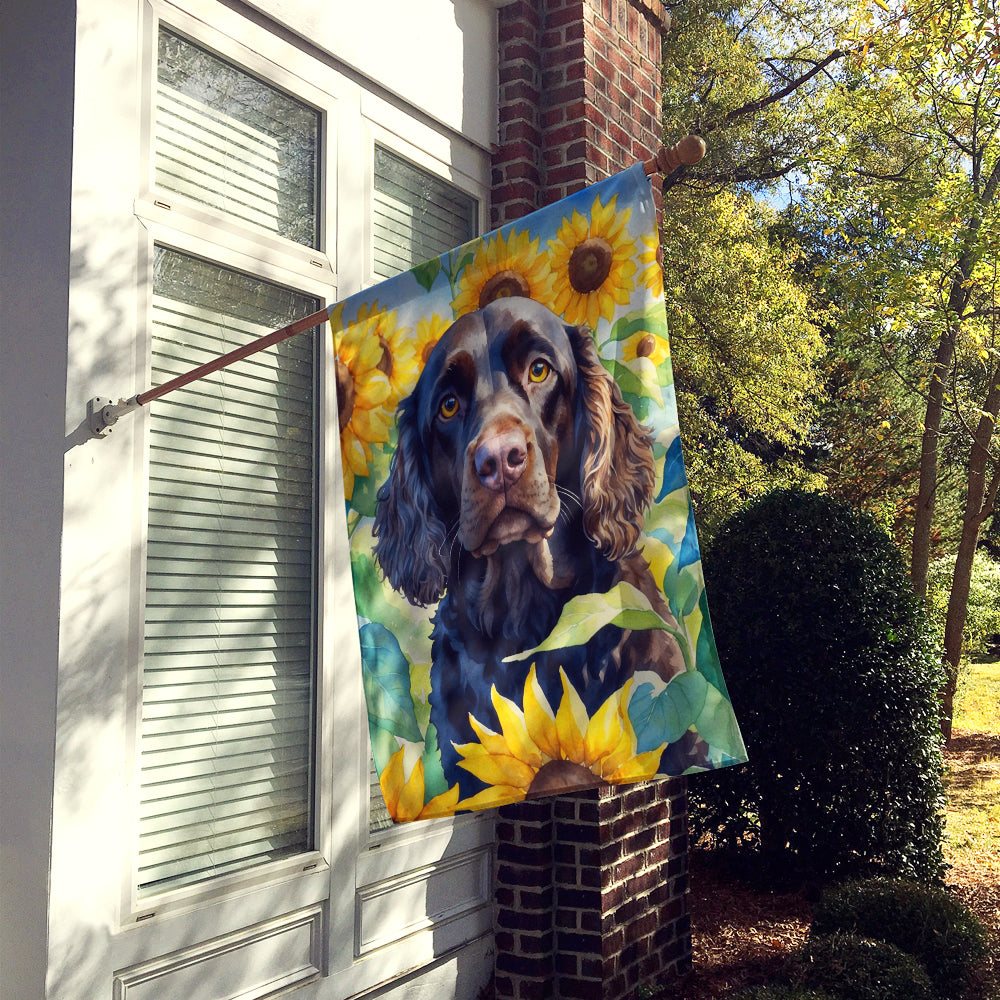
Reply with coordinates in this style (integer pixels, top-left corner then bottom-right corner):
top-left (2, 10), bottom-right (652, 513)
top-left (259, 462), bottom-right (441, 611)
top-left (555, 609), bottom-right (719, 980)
top-left (703, 49), bottom-right (848, 133)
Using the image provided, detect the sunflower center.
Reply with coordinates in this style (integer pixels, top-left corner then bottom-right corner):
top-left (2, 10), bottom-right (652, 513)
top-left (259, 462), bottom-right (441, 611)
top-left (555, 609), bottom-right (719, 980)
top-left (335, 358), bottom-right (355, 433)
top-left (568, 237), bottom-right (614, 293)
top-left (478, 269), bottom-right (531, 309)
top-left (376, 336), bottom-right (393, 378)
top-left (636, 333), bottom-right (657, 358)
top-left (527, 759), bottom-right (605, 798)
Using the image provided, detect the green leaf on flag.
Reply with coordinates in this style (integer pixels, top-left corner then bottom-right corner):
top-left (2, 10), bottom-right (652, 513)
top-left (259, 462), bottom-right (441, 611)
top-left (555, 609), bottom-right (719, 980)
top-left (629, 671), bottom-right (709, 750)
top-left (411, 257), bottom-right (442, 293)
top-left (420, 723), bottom-right (448, 801)
top-left (503, 581), bottom-right (689, 666)
top-left (694, 682), bottom-right (747, 761)
top-left (359, 622), bottom-right (422, 743)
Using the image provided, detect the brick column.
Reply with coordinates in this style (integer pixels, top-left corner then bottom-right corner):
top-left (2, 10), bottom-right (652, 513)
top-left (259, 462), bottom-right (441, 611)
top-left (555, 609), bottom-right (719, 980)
top-left (493, 0), bottom-right (669, 229)
top-left (490, 3), bottom-right (690, 999)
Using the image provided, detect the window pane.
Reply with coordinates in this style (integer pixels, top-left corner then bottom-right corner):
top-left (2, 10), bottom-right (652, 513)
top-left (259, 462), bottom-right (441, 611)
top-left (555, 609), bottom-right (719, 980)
top-left (139, 247), bottom-right (318, 895)
top-left (368, 150), bottom-right (477, 832)
top-left (156, 28), bottom-right (320, 248)
top-left (373, 146), bottom-right (477, 279)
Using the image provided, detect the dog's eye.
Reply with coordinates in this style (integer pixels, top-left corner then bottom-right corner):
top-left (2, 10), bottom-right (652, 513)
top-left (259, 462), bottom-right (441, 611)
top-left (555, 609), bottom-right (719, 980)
top-left (439, 393), bottom-right (460, 419)
top-left (528, 359), bottom-right (551, 383)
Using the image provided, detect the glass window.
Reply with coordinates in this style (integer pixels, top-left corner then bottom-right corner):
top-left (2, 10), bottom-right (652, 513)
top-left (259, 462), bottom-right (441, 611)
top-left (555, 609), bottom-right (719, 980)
top-left (138, 247), bottom-right (319, 895)
top-left (156, 27), bottom-right (320, 248)
top-left (372, 145), bottom-right (477, 277)
top-left (367, 148), bottom-right (478, 832)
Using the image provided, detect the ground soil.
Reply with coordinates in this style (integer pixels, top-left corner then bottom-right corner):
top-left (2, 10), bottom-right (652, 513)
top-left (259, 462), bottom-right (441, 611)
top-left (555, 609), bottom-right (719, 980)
top-left (665, 733), bottom-right (1000, 999)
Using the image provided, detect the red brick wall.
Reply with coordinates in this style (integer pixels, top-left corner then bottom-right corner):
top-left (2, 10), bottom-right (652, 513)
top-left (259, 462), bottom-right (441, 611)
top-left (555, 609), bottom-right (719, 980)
top-left (492, 0), bottom-right (668, 229)
top-left (494, 783), bottom-right (691, 1000)
top-left (490, 6), bottom-right (690, 998)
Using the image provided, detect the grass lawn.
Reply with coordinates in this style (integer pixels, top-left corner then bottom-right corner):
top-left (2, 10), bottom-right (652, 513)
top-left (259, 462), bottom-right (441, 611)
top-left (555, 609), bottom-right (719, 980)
top-left (946, 660), bottom-right (1000, 870)
top-left (943, 659), bottom-right (1000, 1000)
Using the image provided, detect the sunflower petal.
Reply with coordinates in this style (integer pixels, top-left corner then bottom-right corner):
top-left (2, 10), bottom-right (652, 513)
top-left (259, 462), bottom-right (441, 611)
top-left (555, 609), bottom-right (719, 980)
top-left (418, 783), bottom-right (461, 819)
top-left (583, 688), bottom-right (627, 767)
top-left (379, 746), bottom-right (406, 814)
top-left (491, 686), bottom-right (543, 768)
top-left (555, 668), bottom-right (588, 763)
top-left (456, 750), bottom-right (536, 789)
top-left (609, 744), bottom-right (666, 784)
top-left (466, 715), bottom-right (512, 758)
top-left (523, 665), bottom-right (560, 760)
top-left (396, 756), bottom-right (426, 822)
top-left (455, 785), bottom-right (527, 812)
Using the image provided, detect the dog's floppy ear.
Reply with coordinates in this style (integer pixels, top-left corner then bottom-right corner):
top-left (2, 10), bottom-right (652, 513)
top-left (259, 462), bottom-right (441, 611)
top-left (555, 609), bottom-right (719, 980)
top-left (372, 399), bottom-right (449, 606)
top-left (570, 324), bottom-right (655, 561)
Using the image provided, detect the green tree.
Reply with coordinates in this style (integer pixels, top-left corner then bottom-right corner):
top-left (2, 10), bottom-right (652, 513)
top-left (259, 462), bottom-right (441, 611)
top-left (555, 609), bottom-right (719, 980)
top-left (805, 0), bottom-right (1000, 736)
top-left (661, 189), bottom-right (825, 535)
top-left (659, 1), bottom-right (842, 534)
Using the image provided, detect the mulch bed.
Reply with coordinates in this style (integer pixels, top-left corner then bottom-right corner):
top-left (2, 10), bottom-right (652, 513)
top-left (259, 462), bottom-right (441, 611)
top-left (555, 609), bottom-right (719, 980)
top-left (665, 734), bottom-right (1000, 999)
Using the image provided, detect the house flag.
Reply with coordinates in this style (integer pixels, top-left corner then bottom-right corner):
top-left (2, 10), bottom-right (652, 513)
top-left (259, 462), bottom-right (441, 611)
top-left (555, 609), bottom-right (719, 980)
top-left (331, 163), bottom-right (747, 822)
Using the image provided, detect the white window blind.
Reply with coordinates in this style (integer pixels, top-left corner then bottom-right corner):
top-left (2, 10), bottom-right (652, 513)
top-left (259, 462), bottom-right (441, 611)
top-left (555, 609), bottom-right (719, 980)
top-left (156, 27), bottom-right (320, 248)
top-left (368, 148), bottom-right (477, 832)
top-left (138, 248), bottom-right (319, 896)
top-left (372, 146), bottom-right (478, 281)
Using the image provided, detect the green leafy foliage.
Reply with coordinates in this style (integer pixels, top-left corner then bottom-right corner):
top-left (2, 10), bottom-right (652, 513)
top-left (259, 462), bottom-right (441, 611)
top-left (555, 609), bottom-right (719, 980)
top-left (358, 622), bottom-right (422, 744)
top-left (811, 878), bottom-right (988, 999)
top-left (691, 488), bottom-right (947, 882)
top-left (927, 550), bottom-right (1000, 659)
top-left (663, 189), bottom-right (826, 538)
top-left (791, 934), bottom-right (934, 1000)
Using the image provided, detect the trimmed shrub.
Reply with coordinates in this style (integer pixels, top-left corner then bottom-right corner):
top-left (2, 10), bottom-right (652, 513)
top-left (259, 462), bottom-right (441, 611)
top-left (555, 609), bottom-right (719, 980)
top-left (691, 489), bottom-right (946, 882)
top-left (792, 933), bottom-right (934, 1000)
top-left (811, 878), bottom-right (988, 999)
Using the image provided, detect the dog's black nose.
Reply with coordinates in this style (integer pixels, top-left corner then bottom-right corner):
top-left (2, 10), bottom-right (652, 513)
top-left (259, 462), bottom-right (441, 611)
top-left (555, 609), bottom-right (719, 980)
top-left (475, 428), bottom-right (527, 491)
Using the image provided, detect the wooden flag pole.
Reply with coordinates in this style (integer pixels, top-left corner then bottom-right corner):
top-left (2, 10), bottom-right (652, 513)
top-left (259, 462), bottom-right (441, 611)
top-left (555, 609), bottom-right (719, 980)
top-left (88, 138), bottom-right (704, 437)
top-left (87, 306), bottom-right (330, 437)
top-left (643, 134), bottom-right (706, 176)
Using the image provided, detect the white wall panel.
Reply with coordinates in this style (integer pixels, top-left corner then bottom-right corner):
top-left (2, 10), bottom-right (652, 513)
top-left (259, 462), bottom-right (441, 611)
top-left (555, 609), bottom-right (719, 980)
top-left (242, 0), bottom-right (498, 151)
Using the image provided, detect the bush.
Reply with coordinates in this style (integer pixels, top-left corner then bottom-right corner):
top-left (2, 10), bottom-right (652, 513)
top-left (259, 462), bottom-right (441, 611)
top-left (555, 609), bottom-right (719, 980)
top-left (732, 987), bottom-right (836, 1000)
top-left (791, 933), bottom-right (934, 1000)
top-left (691, 489), bottom-right (946, 882)
top-left (811, 878), bottom-right (988, 999)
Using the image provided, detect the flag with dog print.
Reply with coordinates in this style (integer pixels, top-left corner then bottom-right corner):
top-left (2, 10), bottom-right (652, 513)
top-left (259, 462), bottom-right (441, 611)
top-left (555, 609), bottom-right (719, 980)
top-left (332, 163), bottom-right (747, 823)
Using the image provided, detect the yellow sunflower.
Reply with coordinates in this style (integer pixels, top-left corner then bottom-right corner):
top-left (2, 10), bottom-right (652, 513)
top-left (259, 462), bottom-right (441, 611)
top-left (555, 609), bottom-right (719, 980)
top-left (379, 746), bottom-right (461, 823)
top-left (350, 301), bottom-right (414, 406)
top-left (547, 194), bottom-right (637, 328)
top-left (453, 665), bottom-right (666, 811)
top-left (451, 228), bottom-right (556, 317)
top-left (618, 328), bottom-right (670, 401)
top-left (637, 230), bottom-right (664, 300)
top-left (621, 329), bottom-right (670, 367)
top-left (331, 304), bottom-right (393, 501)
top-left (413, 312), bottom-right (452, 372)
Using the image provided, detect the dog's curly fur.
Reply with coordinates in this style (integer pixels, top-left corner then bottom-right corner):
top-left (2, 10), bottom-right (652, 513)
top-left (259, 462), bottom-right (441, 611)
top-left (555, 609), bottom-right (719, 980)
top-left (373, 298), bottom-right (685, 796)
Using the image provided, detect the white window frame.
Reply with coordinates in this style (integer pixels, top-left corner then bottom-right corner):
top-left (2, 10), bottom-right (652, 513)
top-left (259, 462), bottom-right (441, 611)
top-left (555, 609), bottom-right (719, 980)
top-left (122, 0), bottom-right (339, 932)
top-left (110, 0), bottom-right (496, 992)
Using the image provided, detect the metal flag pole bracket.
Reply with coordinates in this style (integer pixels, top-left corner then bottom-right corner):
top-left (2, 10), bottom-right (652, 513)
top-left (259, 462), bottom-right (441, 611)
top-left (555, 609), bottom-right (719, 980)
top-left (88, 395), bottom-right (141, 438)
